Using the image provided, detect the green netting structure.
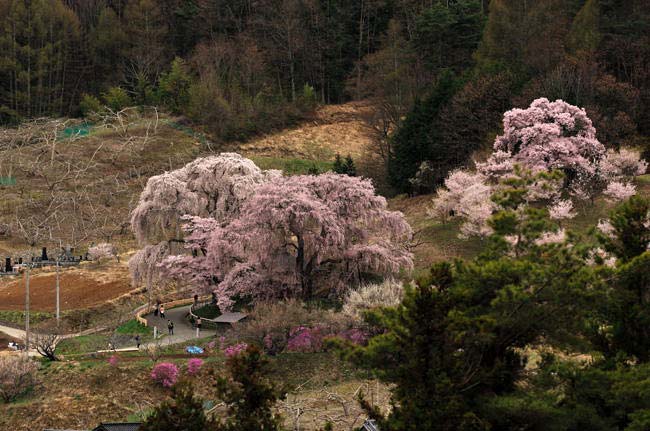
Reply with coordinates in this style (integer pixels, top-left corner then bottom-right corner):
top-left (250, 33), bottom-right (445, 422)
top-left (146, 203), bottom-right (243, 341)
top-left (58, 123), bottom-right (94, 139)
top-left (0, 177), bottom-right (16, 186)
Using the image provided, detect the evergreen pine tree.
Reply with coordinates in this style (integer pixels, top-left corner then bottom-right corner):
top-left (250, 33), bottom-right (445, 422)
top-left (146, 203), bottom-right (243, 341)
top-left (387, 71), bottom-right (460, 193)
top-left (140, 381), bottom-right (211, 431)
top-left (333, 153), bottom-right (346, 174)
top-left (344, 154), bottom-right (357, 176)
top-left (598, 196), bottom-right (650, 262)
top-left (307, 164), bottom-right (320, 175)
top-left (213, 346), bottom-right (284, 431)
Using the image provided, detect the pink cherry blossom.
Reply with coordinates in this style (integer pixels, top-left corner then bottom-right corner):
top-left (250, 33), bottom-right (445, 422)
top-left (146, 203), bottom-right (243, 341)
top-left (604, 181), bottom-right (637, 202)
top-left (549, 200), bottom-right (576, 221)
top-left (163, 173), bottom-right (413, 309)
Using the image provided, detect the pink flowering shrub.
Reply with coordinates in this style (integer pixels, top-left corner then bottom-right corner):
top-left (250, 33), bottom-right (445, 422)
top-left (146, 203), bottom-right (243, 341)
top-left (534, 229), bottom-right (567, 246)
top-left (151, 362), bottom-right (179, 388)
top-left (286, 326), bottom-right (369, 353)
top-left (223, 343), bottom-right (248, 358)
top-left (187, 358), bottom-right (204, 375)
top-left (597, 219), bottom-right (616, 238)
top-left (107, 355), bottom-right (120, 367)
top-left (287, 326), bottom-right (326, 353)
top-left (586, 247), bottom-right (617, 268)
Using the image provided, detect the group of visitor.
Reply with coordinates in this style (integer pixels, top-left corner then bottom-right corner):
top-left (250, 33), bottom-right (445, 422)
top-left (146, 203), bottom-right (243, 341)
top-left (153, 301), bottom-right (176, 336)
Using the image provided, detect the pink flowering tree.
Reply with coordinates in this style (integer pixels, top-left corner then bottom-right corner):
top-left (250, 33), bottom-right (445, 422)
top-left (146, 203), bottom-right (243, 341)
top-left (163, 173), bottom-right (413, 309)
top-left (604, 181), bottom-right (637, 202)
top-left (129, 153), bottom-right (280, 287)
top-left (548, 200), bottom-right (576, 224)
top-left (430, 170), bottom-right (495, 238)
top-left (601, 148), bottom-right (648, 180)
top-left (430, 98), bottom-right (647, 238)
top-left (488, 98), bottom-right (605, 185)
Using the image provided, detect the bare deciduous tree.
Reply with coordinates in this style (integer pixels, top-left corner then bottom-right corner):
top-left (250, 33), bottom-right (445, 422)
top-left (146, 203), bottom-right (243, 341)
top-left (33, 332), bottom-right (61, 361)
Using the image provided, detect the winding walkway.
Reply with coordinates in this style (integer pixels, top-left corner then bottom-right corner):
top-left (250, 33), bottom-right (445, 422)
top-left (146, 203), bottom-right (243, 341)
top-left (0, 304), bottom-right (208, 355)
top-left (142, 304), bottom-right (205, 346)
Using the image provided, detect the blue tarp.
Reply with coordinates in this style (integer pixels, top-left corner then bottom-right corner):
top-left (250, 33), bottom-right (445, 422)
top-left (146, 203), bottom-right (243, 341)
top-left (185, 345), bottom-right (204, 354)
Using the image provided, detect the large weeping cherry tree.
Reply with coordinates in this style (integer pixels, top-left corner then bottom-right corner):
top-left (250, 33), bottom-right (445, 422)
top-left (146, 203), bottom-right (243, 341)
top-left (128, 153), bottom-right (280, 291)
top-left (161, 173), bottom-right (414, 310)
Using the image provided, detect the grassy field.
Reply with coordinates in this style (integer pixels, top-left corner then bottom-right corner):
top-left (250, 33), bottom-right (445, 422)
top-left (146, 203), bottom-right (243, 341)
top-left (115, 319), bottom-right (152, 335)
top-left (249, 156), bottom-right (334, 175)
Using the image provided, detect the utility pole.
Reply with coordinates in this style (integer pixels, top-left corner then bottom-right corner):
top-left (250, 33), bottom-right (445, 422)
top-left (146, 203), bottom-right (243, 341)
top-left (24, 265), bottom-right (30, 355)
top-left (56, 259), bottom-right (60, 326)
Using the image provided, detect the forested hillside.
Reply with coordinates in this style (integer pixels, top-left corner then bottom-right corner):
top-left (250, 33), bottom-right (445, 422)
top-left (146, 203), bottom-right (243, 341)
top-left (0, 1), bottom-right (647, 159)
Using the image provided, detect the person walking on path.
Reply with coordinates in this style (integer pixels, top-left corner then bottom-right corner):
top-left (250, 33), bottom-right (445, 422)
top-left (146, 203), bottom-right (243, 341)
top-left (167, 320), bottom-right (174, 335)
top-left (196, 317), bottom-right (202, 333)
top-left (160, 305), bottom-right (165, 319)
top-left (134, 335), bottom-right (141, 349)
top-left (153, 303), bottom-right (159, 317)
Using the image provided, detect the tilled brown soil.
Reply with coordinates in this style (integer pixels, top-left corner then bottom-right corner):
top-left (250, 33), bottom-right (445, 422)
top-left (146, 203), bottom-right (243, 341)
top-left (0, 265), bottom-right (132, 312)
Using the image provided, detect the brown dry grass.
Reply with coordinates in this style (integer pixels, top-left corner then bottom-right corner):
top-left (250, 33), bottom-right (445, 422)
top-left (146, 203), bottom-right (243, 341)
top-left (238, 102), bottom-right (377, 161)
top-left (237, 101), bottom-right (388, 187)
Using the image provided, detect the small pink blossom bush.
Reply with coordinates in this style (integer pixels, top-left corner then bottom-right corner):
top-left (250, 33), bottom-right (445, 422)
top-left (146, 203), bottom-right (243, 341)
top-left (223, 343), bottom-right (248, 358)
top-left (586, 247), bottom-right (617, 268)
top-left (287, 326), bottom-right (326, 353)
top-left (107, 355), bottom-right (120, 367)
top-left (151, 362), bottom-right (179, 388)
top-left (534, 229), bottom-right (567, 246)
top-left (597, 219), bottom-right (616, 238)
top-left (601, 148), bottom-right (648, 179)
top-left (187, 358), bottom-right (204, 375)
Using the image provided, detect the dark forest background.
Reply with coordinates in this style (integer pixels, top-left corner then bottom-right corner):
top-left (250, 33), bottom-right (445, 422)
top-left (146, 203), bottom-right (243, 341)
top-left (0, 0), bottom-right (648, 192)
